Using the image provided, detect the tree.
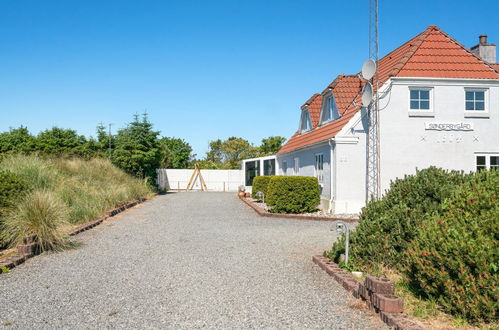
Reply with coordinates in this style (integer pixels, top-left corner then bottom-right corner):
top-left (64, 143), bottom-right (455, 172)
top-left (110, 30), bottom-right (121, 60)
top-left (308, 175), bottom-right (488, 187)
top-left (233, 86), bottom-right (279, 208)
top-left (35, 127), bottom-right (87, 156)
top-left (205, 139), bottom-right (223, 163)
top-left (112, 113), bottom-right (161, 180)
top-left (221, 137), bottom-right (259, 168)
top-left (0, 126), bottom-right (36, 154)
top-left (159, 137), bottom-right (193, 169)
top-left (260, 136), bottom-right (286, 155)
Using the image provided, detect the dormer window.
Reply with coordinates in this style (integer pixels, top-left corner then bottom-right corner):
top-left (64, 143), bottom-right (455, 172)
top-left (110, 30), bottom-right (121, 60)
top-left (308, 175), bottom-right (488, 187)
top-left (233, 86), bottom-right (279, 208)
top-left (299, 110), bottom-right (312, 133)
top-left (320, 93), bottom-right (340, 124)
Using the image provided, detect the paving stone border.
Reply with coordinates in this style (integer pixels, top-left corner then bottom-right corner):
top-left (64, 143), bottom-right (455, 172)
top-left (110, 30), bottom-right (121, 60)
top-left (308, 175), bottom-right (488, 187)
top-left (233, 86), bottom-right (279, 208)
top-left (0, 198), bottom-right (147, 273)
top-left (312, 255), bottom-right (425, 330)
top-left (239, 196), bottom-right (359, 222)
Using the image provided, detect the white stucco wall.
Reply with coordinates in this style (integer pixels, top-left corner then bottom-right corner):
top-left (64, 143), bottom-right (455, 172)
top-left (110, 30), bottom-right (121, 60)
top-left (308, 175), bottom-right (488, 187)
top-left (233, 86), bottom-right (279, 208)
top-left (378, 78), bottom-right (499, 193)
top-left (157, 169), bottom-right (243, 191)
top-left (277, 142), bottom-right (331, 208)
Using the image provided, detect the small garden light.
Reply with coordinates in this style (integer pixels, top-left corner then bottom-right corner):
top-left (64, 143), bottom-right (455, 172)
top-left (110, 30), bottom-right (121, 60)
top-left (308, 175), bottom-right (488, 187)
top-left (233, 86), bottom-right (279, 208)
top-left (332, 221), bottom-right (349, 266)
top-left (256, 191), bottom-right (265, 203)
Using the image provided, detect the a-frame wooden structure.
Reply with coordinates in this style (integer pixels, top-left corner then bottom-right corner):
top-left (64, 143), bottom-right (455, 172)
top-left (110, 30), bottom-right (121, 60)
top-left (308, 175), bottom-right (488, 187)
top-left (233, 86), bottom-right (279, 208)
top-left (185, 164), bottom-right (208, 191)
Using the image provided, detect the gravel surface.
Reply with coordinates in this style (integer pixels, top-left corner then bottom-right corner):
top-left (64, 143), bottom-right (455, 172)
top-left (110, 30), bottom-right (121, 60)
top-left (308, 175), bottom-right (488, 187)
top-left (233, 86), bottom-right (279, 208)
top-left (0, 192), bottom-right (385, 329)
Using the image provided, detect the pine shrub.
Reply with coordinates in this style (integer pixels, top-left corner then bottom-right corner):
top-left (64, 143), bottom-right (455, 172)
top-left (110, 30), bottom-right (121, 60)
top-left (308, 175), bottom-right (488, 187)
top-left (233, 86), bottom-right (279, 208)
top-left (327, 167), bottom-right (466, 269)
top-left (266, 176), bottom-right (320, 213)
top-left (251, 176), bottom-right (272, 200)
top-left (405, 170), bottom-right (499, 323)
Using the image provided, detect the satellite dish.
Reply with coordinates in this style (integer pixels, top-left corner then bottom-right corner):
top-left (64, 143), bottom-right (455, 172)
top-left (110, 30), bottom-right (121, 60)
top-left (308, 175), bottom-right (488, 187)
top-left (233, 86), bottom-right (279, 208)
top-left (361, 82), bottom-right (373, 107)
top-left (361, 59), bottom-right (376, 80)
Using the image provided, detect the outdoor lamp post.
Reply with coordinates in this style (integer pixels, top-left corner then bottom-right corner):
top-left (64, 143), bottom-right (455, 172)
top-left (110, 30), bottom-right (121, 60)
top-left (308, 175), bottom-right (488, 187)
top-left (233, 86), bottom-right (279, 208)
top-left (332, 221), bottom-right (349, 266)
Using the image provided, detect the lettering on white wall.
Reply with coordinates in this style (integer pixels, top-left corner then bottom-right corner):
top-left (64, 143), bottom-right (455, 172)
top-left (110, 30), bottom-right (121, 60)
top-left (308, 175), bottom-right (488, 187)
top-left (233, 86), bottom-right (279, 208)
top-left (424, 122), bottom-right (473, 131)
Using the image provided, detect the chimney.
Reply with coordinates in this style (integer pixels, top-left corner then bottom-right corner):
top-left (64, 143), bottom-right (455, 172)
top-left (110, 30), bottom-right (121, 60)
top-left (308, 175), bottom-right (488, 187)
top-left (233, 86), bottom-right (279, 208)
top-left (470, 34), bottom-right (496, 63)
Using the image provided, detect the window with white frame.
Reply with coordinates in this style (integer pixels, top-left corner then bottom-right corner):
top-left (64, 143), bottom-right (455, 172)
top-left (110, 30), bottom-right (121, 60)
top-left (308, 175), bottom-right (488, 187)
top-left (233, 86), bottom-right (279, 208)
top-left (294, 157), bottom-right (299, 175)
top-left (465, 89), bottom-right (486, 111)
top-left (409, 88), bottom-right (431, 110)
top-left (320, 94), bottom-right (340, 124)
top-left (315, 153), bottom-right (324, 183)
top-left (476, 154), bottom-right (499, 171)
top-left (299, 110), bottom-right (312, 133)
top-left (282, 160), bottom-right (287, 175)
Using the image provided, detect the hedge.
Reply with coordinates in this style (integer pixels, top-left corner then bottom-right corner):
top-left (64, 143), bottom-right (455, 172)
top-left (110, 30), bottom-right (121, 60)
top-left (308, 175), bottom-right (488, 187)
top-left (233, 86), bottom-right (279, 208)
top-left (251, 176), bottom-right (272, 200)
top-left (405, 170), bottom-right (498, 323)
top-left (266, 176), bottom-right (320, 214)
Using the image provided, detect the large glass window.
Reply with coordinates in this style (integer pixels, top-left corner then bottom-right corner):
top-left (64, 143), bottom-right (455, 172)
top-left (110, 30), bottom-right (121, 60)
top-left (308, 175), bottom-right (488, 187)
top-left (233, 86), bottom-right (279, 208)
top-left (315, 154), bottom-right (324, 183)
top-left (410, 89), bottom-right (430, 110)
top-left (263, 159), bottom-right (276, 176)
top-left (476, 155), bottom-right (498, 171)
top-left (245, 160), bottom-right (260, 186)
top-left (466, 90), bottom-right (485, 111)
top-left (321, 95), bottom-right (340, 124)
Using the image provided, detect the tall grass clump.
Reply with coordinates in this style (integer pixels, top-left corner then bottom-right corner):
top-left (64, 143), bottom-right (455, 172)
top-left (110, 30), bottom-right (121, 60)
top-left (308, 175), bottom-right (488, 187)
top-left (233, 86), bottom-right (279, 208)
top-left (1, 190), bottom-right (70, 251)
top-left (0, 155), bottom-right (154, 250)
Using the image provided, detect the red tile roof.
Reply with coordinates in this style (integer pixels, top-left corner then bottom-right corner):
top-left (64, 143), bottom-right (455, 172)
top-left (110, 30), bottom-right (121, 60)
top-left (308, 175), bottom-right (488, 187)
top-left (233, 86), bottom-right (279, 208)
top-left (278, 26), bottom-right (499, 155)
top-left (301, 93), bottom-right (322, 128)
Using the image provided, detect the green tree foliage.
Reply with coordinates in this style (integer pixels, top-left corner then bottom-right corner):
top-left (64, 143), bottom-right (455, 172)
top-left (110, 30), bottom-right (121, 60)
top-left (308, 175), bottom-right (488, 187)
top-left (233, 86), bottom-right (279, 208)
top-left (0, 126), bottom-right (36, 154)
top-left (35, 127), bottom-right (87, 156)
top-left (159, 137), bottom-right (193, 169)
top-left (221, 137), bottom-right (259, 169)
top-left (112, 113), bottom-right (161, 180)
top-left (0, 171), bottom-right (29, 217)
top-left (260, 136), bottom-right (286, 155)
top-left (200, 137), bottom-right (261, 169)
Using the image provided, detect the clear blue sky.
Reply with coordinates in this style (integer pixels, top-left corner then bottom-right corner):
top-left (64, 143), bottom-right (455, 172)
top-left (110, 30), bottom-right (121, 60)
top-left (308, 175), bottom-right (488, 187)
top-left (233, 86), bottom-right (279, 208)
top-left (1, 0), bottom-right (498, 157)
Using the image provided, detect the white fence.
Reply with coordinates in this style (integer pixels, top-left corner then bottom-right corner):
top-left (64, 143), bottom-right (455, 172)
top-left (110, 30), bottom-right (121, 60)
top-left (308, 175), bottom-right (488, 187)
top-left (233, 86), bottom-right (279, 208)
top-left (156, 169), bottom-right (243, 191)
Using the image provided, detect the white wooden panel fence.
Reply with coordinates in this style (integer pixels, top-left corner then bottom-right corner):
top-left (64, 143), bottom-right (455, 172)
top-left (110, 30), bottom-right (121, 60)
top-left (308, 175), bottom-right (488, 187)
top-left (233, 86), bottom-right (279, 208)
top-left (156, 169), bottom-right (243, 191)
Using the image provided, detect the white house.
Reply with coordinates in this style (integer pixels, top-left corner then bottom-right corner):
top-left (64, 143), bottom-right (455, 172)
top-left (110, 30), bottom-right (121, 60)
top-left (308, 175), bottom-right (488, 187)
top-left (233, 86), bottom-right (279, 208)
top-left (277, 26), bottom-right (499, 214)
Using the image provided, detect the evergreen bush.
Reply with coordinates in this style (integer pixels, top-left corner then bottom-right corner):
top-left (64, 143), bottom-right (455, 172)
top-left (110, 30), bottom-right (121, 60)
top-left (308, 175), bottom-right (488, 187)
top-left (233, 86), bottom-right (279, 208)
top-left (327, 167), bottom-right (466, 269)
top-left (266, 176), bottom-right (320, 213)
top-left (251, 176), bottom-right (272, 200)
top-left (405, 170), bottom-right (498, 323)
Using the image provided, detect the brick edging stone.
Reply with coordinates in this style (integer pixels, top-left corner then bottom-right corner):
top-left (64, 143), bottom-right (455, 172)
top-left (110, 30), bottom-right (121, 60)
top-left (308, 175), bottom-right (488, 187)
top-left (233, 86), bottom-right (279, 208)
top-left (312, 255), bottom-right (425, 330)
top-left (239, 196), bottom-right (359, 222)
top-left (0, 197), bottom-right (148, 273)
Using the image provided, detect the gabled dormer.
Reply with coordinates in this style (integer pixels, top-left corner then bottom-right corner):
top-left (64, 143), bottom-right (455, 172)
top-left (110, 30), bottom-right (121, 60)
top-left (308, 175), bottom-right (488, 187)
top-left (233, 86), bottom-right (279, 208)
top-left (298, 108), bottom-right (312, 133)
top-left (319, 91), bottom-right (340, 125)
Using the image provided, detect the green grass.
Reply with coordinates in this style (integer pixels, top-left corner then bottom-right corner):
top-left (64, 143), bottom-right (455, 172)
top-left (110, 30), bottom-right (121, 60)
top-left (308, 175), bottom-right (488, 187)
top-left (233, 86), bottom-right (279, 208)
top-left (0, 155), bottom-right (154, 250)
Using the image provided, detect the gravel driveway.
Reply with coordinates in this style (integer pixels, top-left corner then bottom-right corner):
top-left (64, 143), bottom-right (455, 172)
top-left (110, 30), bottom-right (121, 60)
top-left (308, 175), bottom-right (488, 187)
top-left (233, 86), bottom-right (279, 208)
top-left (0, 192), bottom-right (385, 329)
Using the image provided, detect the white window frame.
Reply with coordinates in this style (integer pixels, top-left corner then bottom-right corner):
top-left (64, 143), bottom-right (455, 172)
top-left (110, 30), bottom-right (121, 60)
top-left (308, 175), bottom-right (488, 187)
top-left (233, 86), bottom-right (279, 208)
top-left (465, 88), bottom-right (489, 118)
top-left (408, 87), bottom-right (434, 117)
top-left (282, 160), bottom-right (287, 175)
top-left (475, 153), bottom-right (499, 171)
top-left (299, 109), bottom-right (312, 133)
top-left (293, 157), bottom-right (299, 175)
top-left (314, 153), bottom-right (324, 184)
top-left (319, 92), bottom-right (340, 124)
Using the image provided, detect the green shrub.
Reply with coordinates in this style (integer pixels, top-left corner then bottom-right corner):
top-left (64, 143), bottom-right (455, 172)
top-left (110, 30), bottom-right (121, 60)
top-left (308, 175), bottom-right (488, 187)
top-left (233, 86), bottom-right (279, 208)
top-left (266, 176), bottom-right (320, 214)
top-left (327, 167), bottom-right (467, 269)
top-left (1, 190), bottom-right (70, 251)
top-left (251, 176), bottom-right (272, 200)
top-left (405, 170), bottom-right (499, 323)
top-left (0, 171), bottom-right (29, 216)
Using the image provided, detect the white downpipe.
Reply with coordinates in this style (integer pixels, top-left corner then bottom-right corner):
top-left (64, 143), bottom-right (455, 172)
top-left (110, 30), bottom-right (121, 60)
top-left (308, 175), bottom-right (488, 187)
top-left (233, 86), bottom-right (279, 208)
top-left (328, 139), bottom-right (336, 213)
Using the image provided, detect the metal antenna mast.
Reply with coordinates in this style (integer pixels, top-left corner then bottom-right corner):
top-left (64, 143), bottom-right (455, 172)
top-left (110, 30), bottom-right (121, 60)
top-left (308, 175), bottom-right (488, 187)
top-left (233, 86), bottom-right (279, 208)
top-left (366, 0), bottom-right (381, 201)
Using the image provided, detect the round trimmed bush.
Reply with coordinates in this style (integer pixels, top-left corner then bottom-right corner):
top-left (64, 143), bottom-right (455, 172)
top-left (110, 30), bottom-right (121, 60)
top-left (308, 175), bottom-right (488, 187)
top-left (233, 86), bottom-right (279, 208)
top-left (266, 176), bottom-right (320, 214)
